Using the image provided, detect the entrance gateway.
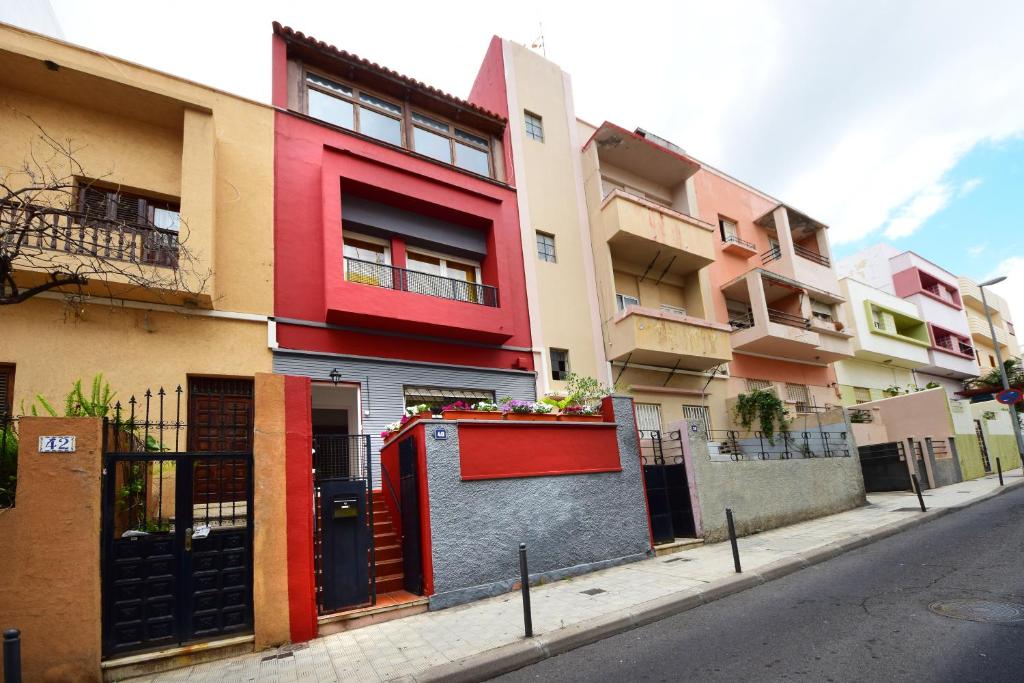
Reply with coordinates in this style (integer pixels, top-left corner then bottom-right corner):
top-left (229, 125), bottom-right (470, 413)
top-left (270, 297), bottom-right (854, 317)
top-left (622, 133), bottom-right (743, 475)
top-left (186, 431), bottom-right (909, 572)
top-left (101, 380), bottom-right (254, 658)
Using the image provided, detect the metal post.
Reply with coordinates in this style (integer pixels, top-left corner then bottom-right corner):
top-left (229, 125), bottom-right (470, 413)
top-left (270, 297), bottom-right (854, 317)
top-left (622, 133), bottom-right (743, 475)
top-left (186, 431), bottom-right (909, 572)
top-left (518, 543), bottom-right (533, 637)
top-left (979, 284), bottom-right (1024, 459)
top-left (726, 508), bottom-right (742, 573)
top-left (4, 628), bottom-right (21, 683)
top-left (997, 457), bottom-right (1004, 486)
top-left (911, 474), bottom-right (927, 512)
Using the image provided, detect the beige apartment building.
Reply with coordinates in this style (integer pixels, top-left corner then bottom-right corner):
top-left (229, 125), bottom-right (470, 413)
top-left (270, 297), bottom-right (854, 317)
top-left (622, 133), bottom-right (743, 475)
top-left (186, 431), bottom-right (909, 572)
top-left (958, 276), bottom-right (1019, 374)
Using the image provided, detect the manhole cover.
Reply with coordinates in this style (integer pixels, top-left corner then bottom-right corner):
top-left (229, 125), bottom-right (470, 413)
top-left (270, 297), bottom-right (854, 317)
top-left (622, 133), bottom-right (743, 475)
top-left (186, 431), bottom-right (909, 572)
top-left (580, 588), bottom-right (606, 596)
top-left (929, 599), bottom-right (1024, 623)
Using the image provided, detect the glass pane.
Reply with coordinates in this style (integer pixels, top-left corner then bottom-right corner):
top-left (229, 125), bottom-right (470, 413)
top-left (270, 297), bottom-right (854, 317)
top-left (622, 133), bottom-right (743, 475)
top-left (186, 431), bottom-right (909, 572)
top-left (153, 208), bottom-right (180, 231)
top-left (359, 107), bottom-right (402, 145)
top-left (406, 252), bottom-right (442, 274)
top-left (455, 129), bottom-right (489, 147)
top-left (414, 127), bottom-right (452, 163)
top-left (307, 74), bottom-right (353, 96)
top-left (406, 253), bottom-right (442, 297)
top-left (455, 142), bottom-right (490, 176)
top-left (445, 261), bottom-right (478, 303)
top-left (309, 89), bottom-right (354, 129)
top-left (344, 238), bottom-right (387, 263)
top-left (359, 91), bottom-right (402, 115)
top-left (445, 261), bottom-right (477, 283)
top-left (412, 112), bottom-right (450, 133)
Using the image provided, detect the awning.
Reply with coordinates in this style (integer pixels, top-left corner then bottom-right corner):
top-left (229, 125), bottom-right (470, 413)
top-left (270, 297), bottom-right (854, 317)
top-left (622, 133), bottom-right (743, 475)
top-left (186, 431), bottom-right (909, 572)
top-left (403, 386), bottom-right (495, 404)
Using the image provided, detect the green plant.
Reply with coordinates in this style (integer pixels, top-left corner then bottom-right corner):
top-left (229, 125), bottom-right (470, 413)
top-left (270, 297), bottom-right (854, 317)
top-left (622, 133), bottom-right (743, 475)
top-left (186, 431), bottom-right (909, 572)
top-left (27, 374), bottom-right (116, 417)
top-left (966, 357), bottom-right (1024, 391)
top-left (541, 373), bottom-right (611, 411)
top-left (882, 384), bottom-right (902, 397)
top-left (0, 423), bottom-right (17, 508)
top-left (924, 382), bottom-right (940, 389)
top-left (734, 389), bottom-right (789, 441)
top-left (982, 410), bottom-right (997, 421)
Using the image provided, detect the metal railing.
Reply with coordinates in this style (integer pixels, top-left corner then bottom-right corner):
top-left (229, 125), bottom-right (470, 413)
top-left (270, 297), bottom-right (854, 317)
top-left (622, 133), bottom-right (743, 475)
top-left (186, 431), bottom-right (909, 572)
top-left (760, 246), bottom-right (782, 264)
top-left (848, 408), bottom-right (873, 424)
top-left (728, 312), bottom-right (755, 330)
top-left (1, 201), bottom-right (180, 268)
top-left (768, 308), bottom-right (812, 329)
top-left (638, 429), bottom-right (685, 466)
top-left (723, 234), bottom-right (756, 251)
top-left (344, 257), bottom-right (499, 307)
top-left (706, 429), bottom-right (850, 461)
top-left (793, 243), bottom-right (830, 267)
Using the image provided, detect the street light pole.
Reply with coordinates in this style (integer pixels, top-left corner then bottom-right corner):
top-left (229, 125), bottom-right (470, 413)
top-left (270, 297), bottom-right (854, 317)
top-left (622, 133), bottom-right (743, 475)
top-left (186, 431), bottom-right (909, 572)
top-left (978, 278), bottom-right (1024, 459)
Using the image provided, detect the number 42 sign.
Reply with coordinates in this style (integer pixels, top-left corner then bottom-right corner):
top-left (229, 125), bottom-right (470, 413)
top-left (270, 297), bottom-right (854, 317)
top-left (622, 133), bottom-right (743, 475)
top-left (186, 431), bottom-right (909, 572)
top-left (38, 435), bottom-right (76, 453)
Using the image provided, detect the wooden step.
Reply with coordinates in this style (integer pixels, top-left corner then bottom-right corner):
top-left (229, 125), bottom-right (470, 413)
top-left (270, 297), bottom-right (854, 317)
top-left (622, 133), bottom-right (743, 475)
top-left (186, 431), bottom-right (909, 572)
top-left (374, 543), bottom-right (402, 561)
top-left (375, 573), bottom-right (405, 593)
top-left (374, 557), bottom-right (403, 574)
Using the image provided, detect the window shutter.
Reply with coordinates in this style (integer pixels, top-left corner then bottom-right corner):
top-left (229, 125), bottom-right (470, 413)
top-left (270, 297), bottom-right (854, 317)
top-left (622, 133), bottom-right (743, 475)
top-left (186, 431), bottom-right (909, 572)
top-left (79, 186), bottom-right (110, 220)
top-left (113, 193), bottom-right (147, 225)
top-left (0, 367), bottom-right (12, 416)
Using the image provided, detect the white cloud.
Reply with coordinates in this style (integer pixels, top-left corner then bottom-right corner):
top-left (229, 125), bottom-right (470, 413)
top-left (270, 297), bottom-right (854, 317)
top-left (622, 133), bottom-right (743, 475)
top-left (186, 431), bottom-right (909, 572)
top-left (882, 182), bottom-right (957, 239)
top-left (968, 242), bottom-right (989, 257)
top-left (959, 178), bottom-right (983, 196)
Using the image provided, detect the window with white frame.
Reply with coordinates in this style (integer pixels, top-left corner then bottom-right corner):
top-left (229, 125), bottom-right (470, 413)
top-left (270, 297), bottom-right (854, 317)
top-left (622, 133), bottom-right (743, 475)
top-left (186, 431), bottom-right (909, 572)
top-left (406, 249), bottom-right (482, 303)
top-left (681, 404), bottom-right (711, 438)
top-left (343, 233), bottom-right (393, 287)
top-left (719, 217), bottom-right (738, 242)
top-left (660, 304), bottom-right (687, 317)
top-left (811, 299), bottom-right (834, 322)
top-left (524, 111), bottom-right (544, 141)
top-left (786, 383), bottom-right (810, 412)
top-left (616, 293), bottom-right (640, 311)
top-left (635, 403), bottom-right (663, 433)
top-left (536, 231), bottom-right (556, 263)
top-left (550, 348), bottom-right (570, 381)
top-left (306, 73), bottom-right (403, 146)
top-left (745, 378), bottom-right (775, 393)
top-left (410, 112), bottom-right (492, 176)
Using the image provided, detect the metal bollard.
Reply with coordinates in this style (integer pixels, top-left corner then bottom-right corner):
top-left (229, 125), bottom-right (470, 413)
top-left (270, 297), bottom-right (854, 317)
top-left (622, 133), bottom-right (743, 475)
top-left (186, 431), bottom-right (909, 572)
top-left (725, 508), bottom-right (741, 573)
top-left (4, 628), bottom-right (21, 683)
top-left (997, 458), bottom-right (1004, 486)
top-left (518, 543), bottom-right (533, 637)
top-left (911, 474), bottom-right (927, 512)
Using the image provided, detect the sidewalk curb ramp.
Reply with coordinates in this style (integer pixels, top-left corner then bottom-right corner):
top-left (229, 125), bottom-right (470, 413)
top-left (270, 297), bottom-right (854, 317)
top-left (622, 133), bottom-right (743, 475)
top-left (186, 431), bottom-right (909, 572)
top-left (411, 477), bottom-right (1024, 682)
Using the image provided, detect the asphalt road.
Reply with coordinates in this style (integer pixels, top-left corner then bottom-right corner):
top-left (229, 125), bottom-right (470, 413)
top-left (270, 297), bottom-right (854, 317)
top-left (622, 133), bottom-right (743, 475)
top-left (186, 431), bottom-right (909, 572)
top-left (495, 486), bottom-right (1024, 682)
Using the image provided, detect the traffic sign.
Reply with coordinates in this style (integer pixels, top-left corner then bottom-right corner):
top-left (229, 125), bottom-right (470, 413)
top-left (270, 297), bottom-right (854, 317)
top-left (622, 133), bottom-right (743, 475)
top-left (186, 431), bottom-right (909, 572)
top-left (995, 388), bottom-right (1022, 405)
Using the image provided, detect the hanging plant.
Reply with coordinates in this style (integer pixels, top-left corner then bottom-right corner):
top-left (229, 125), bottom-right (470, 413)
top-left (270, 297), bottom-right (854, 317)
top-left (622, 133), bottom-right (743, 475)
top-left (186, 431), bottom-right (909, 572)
top-left (982, 410), bottom-right (997, 421)
top-left (734, 389), bottom-right (789, 441)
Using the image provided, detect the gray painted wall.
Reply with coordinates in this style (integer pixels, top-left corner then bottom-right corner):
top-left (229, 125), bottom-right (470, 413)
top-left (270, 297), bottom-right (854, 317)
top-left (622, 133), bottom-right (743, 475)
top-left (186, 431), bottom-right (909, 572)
top-left (928, 438), bottom-right (962, 487)
top-left (273, 350), bottom-right (536, 482)
top-left (422, 396), bottom-right (652, 609)
top-left (683, 419), bottom-right (867, 542)
top-left (342, 193), bottom-right (488, 259)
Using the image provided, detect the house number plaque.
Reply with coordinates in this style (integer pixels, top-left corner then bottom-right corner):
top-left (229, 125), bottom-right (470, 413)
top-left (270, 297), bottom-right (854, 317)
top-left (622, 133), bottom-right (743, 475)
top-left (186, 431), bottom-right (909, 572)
top-left (38, 435), bottom-right (76, 453)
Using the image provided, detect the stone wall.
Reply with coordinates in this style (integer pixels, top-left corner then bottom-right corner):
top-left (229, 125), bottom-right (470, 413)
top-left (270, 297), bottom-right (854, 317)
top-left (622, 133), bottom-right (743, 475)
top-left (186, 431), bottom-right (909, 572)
top-left (683, 419), bottom-right (867, 542)
top-left (423, 396), bottom-right (652, 609)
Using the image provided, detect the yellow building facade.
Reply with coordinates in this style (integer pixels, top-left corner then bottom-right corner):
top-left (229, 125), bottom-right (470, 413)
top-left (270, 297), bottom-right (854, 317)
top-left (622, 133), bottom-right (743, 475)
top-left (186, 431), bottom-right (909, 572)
top-left (958, 276), bottom-right (1019, 375)
top-left (0, 24), bottom-right (274, 413)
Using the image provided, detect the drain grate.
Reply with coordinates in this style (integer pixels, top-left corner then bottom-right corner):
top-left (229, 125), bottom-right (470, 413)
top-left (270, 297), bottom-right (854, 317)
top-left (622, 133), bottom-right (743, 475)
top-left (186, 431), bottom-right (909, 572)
top-left (929, 599), bottom-right (1024, 624)
top-left (580, 588), bottom-right (607, 596)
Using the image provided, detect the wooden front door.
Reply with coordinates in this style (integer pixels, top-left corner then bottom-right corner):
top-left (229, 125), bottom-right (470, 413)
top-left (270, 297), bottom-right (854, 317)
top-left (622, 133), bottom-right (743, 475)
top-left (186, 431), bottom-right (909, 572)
top-left (188, 378), bottom-right (253, 503)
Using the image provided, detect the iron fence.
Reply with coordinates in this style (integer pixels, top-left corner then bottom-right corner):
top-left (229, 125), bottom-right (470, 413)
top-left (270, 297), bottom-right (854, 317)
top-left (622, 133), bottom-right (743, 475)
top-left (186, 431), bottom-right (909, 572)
top-left (723, 234), bottom-right (756, 251)
top-left (345, 256), bottom-right (499, 307)
top-left (706, 428), bottom-right (850, 461)
top-left (794, 243), bottom-right (830, 267)
top-left (761, 246), bottom-right (782, 264)
top-left (1, 415), bottom-right (17, 508)
top-left (767, 308), bottom-right (812, 329)
top-left (728, 312), bottom-right (755, 330)
top-left (639, 429), bottom-right (685, 465)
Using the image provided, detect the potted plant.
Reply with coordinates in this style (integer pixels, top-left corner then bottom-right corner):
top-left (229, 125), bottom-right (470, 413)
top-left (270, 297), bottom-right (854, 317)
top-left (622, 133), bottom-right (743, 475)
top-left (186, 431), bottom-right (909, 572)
top-left (557, 404), bottom-right (604, 422)
top-left (403, 403), bottom-right (432, 427)
top-left (440, 400), bottom-right (501, 420)
top-left (380, 420), bottom-right (403, 443)
top-left (502, 399), bottom-right (557, 421)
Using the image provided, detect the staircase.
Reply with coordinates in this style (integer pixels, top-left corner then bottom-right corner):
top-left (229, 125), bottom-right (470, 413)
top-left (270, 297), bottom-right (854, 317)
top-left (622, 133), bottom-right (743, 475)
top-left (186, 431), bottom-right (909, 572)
top-left (372, 490), bottom-right (405, 594)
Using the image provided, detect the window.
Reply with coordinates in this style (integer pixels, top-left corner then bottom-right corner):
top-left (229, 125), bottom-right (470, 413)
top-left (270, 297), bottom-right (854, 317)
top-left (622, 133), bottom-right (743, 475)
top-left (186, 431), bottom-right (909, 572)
top-left (811, 300), bottom-right (834, 322)
top-left (719, 217), bottom-right (738, 241)
top-left (524, 111), bottom-right (544, 141)
top-left (616, 293), bottom-right (640, 311)
top-left (1008, 322), bottom-right (1016, 336)
top-left (635, 403), bottom-right (663, 433)
top-left (406, 249), bottom-right (482, 303)
top-left (403, 386), bottom-right (495, 413)
top-left (536, 231), bottom-right (557, 263)
top-left (681, 405), bottom-right (711, 438)
top-left (306, 72), bottom-right (492, 176)
top-left (0, 365), bottom-right (13, 417)
top-left (990, 354), bottom-right (996, 368)
top-left (343, 233), bottom-right (392, 287)
top-left (853, 386), bottom-right (871, 404)
top-left (601, 176), bottom-right (623, 197)
top-left (786, 383), bottom-right (809, 403)
top-left (77, 184), bottom-right (180, 267)
top-left (745, 378), bottom-right (775, 393)
top-left (550, 348), bottom-right (570, 381)
top-left (870, 306), bottom-right (886, 331)
top-left (661, 304), bottom-right (687, 317)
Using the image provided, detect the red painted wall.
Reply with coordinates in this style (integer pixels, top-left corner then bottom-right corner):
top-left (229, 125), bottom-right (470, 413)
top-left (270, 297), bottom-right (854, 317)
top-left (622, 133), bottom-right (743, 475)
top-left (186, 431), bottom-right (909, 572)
top-left (274, 108), bottom-right (533, 365)
top-left (283, 375), bottom-right (317, 642)
top-left (468, 36), bottom-right (515, 186)
top-left (458, 422), bottom-right (621, 480)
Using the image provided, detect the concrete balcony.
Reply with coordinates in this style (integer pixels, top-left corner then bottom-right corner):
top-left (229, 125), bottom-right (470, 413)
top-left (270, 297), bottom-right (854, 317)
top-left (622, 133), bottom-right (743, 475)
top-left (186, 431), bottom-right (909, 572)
top-left (968, 315), bottom-right (1009, 348)
top-left (606, 306), bottom-right (732, 370)
top-left (729, 308), bottom-right (853, 364)
top-left (599, 190), bottom-right (716, 276)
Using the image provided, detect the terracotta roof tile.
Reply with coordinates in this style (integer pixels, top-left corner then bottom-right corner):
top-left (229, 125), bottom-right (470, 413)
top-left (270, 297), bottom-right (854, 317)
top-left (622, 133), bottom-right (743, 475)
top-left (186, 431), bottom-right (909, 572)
top-left (273, 22), bottom-right (506, 124)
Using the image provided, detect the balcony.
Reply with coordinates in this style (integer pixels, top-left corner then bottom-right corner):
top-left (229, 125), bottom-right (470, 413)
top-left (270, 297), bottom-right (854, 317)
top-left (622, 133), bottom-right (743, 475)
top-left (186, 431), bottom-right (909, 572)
top-left (599, 190), bottom-right (715, 277)
top-left (606, 307), bottom-right (732, 370)
top-left (968, 315), bottom-right (1009, 348)
top-left (344, 257), bottom-right (498, 307)
top-left (794, 243), bottom-right (830, 267)
top-left (721, 234), bottom-right (758, 257)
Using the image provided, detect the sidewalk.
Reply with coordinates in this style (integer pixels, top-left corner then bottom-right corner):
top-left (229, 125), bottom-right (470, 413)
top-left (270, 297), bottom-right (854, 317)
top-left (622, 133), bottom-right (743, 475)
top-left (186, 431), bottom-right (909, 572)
top-left (130, 469), bottom-right (1023, 683)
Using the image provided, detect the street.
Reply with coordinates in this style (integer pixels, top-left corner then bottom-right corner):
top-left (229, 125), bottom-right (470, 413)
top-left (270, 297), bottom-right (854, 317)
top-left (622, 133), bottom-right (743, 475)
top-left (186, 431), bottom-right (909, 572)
top-left (496, 485), bottom-right (1024, 682)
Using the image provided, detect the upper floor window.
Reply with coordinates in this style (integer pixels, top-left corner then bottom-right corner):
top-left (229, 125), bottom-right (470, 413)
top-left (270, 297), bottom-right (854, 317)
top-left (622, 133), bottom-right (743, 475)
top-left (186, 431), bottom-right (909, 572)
top-left (550, 348), bottom-right (570, 381)
top-left (745, 378), bottom-right (775, 394)
top-left (343, 233), bottom-right (392, 287)
top-left (810, 300), bottom-right (834, 322)
top-left (0, 364), bottom-right (13, 417)
top-left (305, 72), bottom-right (492, 176)
top-left (524, 111), bottom-right (544, 141)
top-left (1008, 321), bottom-right (1016, 336)
top-left (406, 249), bottom-right (482, 304)
top-left (853, 386), bottom-right (871, 404)
top-left (719, 217), bottom-right (738, 241)
top-left (536, 231), bottom-right (556, 263)
top-left (616, 293), bottom-right (640, 311)
top-left (661, 304), bottom-right (687, 317)
top-left (77, 184), bottom-right (180, 267)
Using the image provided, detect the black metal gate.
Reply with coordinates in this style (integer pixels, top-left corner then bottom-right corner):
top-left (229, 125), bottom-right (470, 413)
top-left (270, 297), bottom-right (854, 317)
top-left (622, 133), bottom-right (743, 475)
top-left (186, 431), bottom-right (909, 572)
top-left (640, 430), bottom-right (696, 544)
top-left (101, 389), bottom-right (253, 658)
top-left (857, 441), bottom-right (911, 492)
top-left (398, 436), bottom-right (424, 595)
top-left (312, 433), bottom-right (375, 613)
top-left (974, 420), bottom-right (992, 472)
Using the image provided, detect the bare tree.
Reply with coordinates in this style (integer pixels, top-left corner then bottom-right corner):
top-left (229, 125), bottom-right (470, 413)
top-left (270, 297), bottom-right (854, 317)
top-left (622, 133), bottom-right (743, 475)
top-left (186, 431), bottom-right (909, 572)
top-left (0, 115), bottom-right (211, 306)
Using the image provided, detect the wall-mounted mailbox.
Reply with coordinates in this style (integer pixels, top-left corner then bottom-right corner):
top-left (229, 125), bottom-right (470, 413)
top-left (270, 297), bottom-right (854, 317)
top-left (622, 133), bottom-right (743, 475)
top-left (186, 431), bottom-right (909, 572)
top-left (333, 496), bottom-right (359, 519)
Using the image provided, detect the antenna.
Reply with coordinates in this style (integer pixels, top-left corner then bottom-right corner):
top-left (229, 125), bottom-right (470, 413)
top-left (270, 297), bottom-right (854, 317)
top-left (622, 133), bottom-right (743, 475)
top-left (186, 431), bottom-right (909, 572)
top-left (529, 22), bottom-right (546, 57)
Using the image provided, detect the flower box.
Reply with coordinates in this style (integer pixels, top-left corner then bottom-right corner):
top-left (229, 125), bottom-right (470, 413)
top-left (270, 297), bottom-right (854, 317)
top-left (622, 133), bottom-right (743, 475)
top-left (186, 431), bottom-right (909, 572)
top-left (441, 409), bottom-right (500, 420)
top-left (504, 412), bottom-right (559, 422)
top-left (557, 414), bottom-right (604, 422)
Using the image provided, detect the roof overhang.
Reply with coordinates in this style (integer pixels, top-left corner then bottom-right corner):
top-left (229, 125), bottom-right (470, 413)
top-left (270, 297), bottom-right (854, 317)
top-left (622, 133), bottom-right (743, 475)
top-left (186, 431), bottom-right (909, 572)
top-left (755, 203), bottom-right (829, 236)
top-left (584, 122), bottom-right (701, 188)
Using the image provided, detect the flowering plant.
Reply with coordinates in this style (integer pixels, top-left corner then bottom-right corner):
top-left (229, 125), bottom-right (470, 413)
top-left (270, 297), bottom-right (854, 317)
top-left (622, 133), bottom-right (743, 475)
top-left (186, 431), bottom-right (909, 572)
top-left (380, 420), bottom-right (403, 440)
top-left (441, 400), bottom-right (473, 412)
top-left (561, 404), bottom-right (600, 416)
top-left (502, 399), bottom-right (552, 414)
top-left (406, 404), bottom-right (431, 417)
top-left (473, 401), bottom-right (500, 412)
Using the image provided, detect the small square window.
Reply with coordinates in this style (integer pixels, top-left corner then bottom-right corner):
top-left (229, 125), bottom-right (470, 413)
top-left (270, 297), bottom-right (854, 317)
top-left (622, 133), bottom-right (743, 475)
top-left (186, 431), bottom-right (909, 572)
top-left (0, 364), bottom-right (13, 417)
top-left (524, 111), bottom-right (544, 142)
top-left (745, 378), bottom-right (775, 394)
top-left (550, 349), bottom-right (570, 381)
top-left (616, 293), bottom-right (639, 311)
top-left (536, 231), bottom-right (556, 263)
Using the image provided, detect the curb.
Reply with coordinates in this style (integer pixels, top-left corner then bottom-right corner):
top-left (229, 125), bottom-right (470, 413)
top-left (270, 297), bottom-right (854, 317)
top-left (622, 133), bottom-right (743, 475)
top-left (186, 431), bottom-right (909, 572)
top-left (413, 477), bottom-right (1024, 682)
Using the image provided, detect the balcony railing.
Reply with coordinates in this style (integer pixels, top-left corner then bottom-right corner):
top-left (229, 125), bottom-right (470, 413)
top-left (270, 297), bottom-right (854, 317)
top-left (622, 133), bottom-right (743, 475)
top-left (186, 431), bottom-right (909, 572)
top-left (760, 246), bottom-right (782, 264)
top-left (793, 243), bottom-right (830, 267)
top-left (768, 308), bottom-right (812, 329)
top-left (933, 333), bottom-right (973, 356)
top-left (344, 257), bottom-right (499, 307)
top-left (1, 201), bottom-right (179, 267)
top-left (728, 312), bottom-right (755, 330)
top-left (723, 234), bottom-right (757, 251)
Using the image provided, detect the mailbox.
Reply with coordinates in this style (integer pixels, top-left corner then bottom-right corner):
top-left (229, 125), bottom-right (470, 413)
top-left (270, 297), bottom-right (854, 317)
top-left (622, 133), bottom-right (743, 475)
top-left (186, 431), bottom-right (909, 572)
top-left (332, 496), bottom-right (359, 519)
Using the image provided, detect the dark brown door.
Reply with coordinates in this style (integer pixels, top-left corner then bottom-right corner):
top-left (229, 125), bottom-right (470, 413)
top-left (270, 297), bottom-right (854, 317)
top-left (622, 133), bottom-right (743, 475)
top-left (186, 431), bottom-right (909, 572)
top-left (188, 378), bottom-right (253, 503)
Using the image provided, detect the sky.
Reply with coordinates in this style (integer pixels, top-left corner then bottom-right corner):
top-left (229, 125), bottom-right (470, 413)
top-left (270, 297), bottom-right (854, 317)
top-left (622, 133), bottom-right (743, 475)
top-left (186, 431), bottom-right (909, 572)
top-left (5, 0), bottom-right (1023, 328)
